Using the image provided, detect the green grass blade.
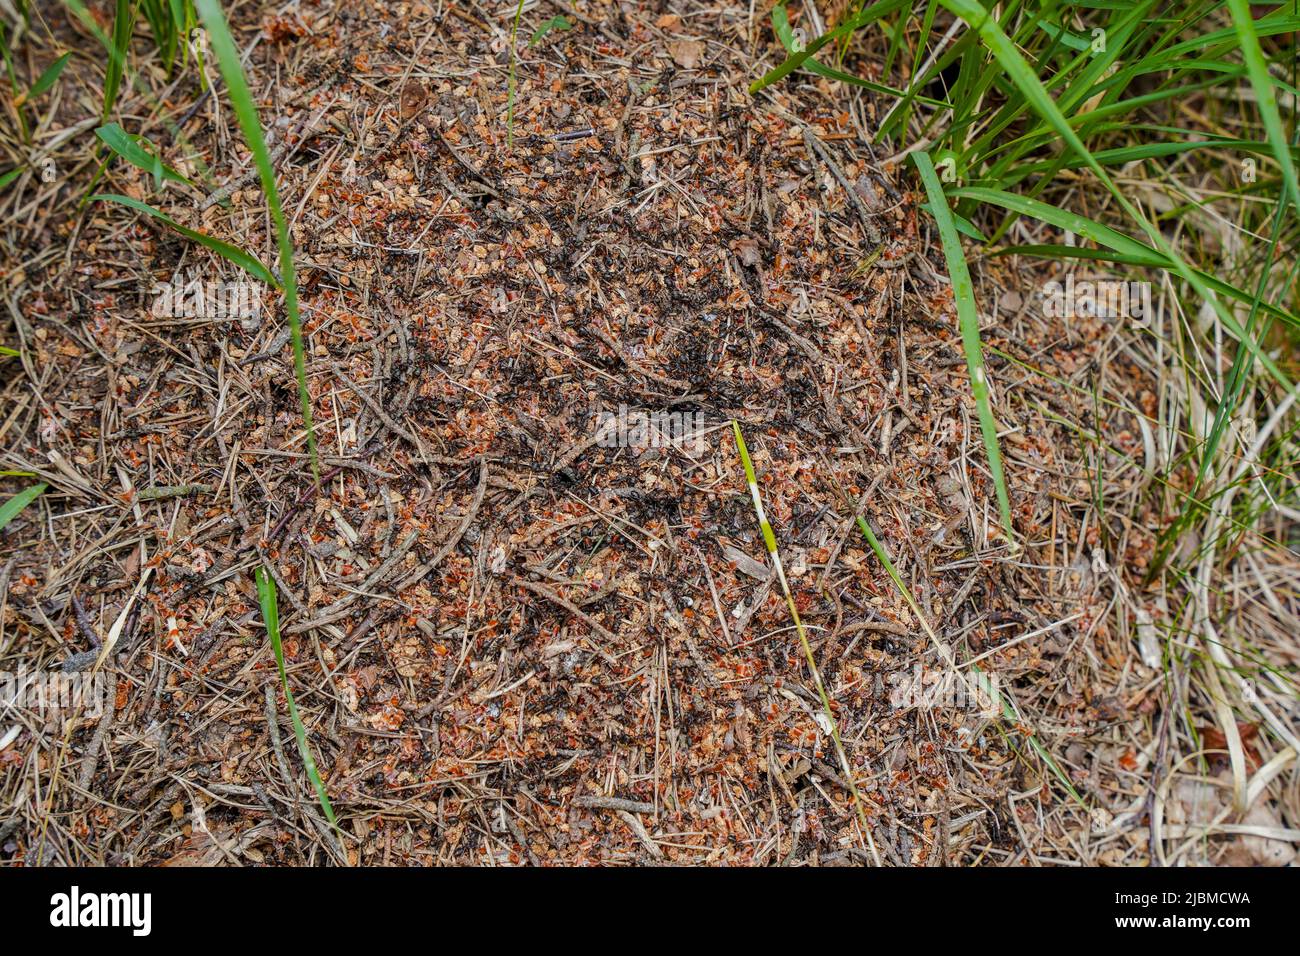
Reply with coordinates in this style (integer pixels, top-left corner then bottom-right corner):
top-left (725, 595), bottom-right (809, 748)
top-left (63, 0), bottom-right (218, 196)
top-left (507, 0), bottom-right (525, 144)
top-left (1, 21), bottom-right (16, 97)
top-left (0, 483), bottom-right (47, 532)
top-left (1164, 199), bottom-right (1297, 568)
top-left (935, 0), bottom-right (1271, 395)
top-left (1005, 137), bottom-right (1296, 181)
top-left (96, 123), bottom-right (193, 187)
top-left (971, 3), bottom-right (1151, 169)
top-left (103, 0), bottom-right (133, 122)
top-left (21, 51), bottom-right (70, 103)
top-left (914, 151), bottom-right (1016, 549)
top-left (770, 3), bottom-right (922, 100)
top-left (195, 0), bottom-right (319, 483)
top-left (530, 15), bottom-right (571, 47)
top-left (951, 186), bottom-right (1164, 261)
top-left (92, 193), bottom-right (277, 286)
top-left (1226, 0), bottom-right (1300, 220)
top-left (1158, 11), bottom-right (1300, 61)
top-left (732, 421), bottom-right (880, 863)
top-left (140, 0), bottom-right (188, 74)
top-left (749, 0), bottom-right (911, 94)
top-left (958, 189), bottom-right (1295, 385)
top-left (993, 245), bottom-right (1298, 338)
top-left (0, 168), bottom-right (23, 190)
top-left (255, 565), bottom-right (341, 840)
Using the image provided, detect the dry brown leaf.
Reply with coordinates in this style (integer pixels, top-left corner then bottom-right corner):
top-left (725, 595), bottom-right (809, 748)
top-left (669, 39), bottom-right (705, 69)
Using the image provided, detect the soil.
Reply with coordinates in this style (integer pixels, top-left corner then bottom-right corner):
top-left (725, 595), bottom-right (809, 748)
top-left (2, 1), bottom-right (1166, 865)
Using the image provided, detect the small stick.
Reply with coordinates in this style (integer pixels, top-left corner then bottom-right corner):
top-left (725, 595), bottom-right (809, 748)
top-left (802, 127), bottom-right (881, 245)
top-left (732, 421), bottom-right (882, 865)
top-left (393, 461), bottom-right (490, 592)
top-left (513, 578), bottom-right (618, 663)
top-left (70, 594), bottom-right (103, 650)
top-left (574, 795), bottom-right (656, 814)
top-left (618, 810), bottom-right (664, 860)
top-left (136, 483), bottom-right (213, 501)
top-left (75, 673), bottom-right (116, 793)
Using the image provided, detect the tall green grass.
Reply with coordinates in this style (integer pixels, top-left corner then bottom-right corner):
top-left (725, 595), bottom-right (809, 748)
top-left (914, 150), bottom-right (1016, 548)
top-left (753, 4), bottom-right (1300, 564)
top-left (753, 0), bottom-right (1300, 804)
top-left (193, 0), bottom-right (318, 482)
top-left (45, 0), bottom-right (320, 481)
top-left (139, 0), bottom-right (200, 78)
